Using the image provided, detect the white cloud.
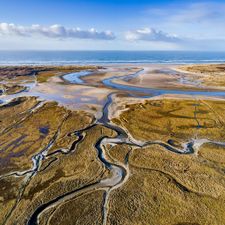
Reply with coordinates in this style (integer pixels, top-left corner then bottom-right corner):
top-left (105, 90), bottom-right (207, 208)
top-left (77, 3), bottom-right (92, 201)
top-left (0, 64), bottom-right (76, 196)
top-left (0, 23), bottom-right (115, 40)
top-left (125, 28), bottom-right (180, 42)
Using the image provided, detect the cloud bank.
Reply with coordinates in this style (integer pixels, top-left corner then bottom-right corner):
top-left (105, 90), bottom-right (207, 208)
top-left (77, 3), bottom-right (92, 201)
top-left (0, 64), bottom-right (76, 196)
top-left (0, 21), bottom-right (223, 50)
top-left (0, 23), bottom-right (115, 40)
top-left (125, 28), bottom-right (180, 42)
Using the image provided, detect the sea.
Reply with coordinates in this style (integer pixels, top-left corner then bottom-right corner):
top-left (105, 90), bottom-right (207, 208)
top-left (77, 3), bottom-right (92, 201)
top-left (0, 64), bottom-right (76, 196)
top-left (0, 51), bottom-right (225, 65)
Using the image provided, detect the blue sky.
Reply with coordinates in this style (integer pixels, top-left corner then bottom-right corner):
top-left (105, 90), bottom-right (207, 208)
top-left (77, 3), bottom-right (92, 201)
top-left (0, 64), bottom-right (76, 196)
top-left (0, 0), bottom-right (225, 50)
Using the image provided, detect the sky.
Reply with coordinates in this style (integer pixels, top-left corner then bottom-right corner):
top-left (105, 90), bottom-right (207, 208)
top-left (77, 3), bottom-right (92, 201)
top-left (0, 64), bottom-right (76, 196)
top-left (0, 0), bottom-right (225, 50)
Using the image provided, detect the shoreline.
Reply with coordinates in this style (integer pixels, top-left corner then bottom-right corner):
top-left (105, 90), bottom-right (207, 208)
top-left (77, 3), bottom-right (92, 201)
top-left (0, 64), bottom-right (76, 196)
top-left (0, 62), bottom-right (224, 66)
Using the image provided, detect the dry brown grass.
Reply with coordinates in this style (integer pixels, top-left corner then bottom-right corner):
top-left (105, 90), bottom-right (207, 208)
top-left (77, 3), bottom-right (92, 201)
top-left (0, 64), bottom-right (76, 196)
top-left (113, 99), bottom-right (225, 143)
top-left (107, 98), bottom-right (225, 225)
top-left (106, 143), bottom-right (225, 225)
top-left (0, 101), bottom-right (69, 175)
top-left (180, 64), bottom-right (225, 74)
top-left (179, 64), bottom-right (225, 88)
top-left (46, 190), bottom-right (104, 225)
top-left (0, 97), bottom-right (39, 133)
top-left (0, 92), bottom-right (117, 224)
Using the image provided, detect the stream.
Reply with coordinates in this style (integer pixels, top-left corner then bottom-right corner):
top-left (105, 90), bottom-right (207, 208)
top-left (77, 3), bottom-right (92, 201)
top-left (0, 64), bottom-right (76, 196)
top-left (102, 68), bottom-right (225, 97)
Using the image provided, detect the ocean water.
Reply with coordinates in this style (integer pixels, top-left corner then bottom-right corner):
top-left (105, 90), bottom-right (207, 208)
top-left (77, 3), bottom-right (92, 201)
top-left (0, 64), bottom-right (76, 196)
top-left (0, 51), bottom-right (225, 65)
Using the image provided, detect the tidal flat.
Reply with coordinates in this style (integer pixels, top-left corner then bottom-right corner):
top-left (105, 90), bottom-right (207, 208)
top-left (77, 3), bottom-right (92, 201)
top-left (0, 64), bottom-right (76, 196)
top-left (0, 64), bottom-right (225, 225)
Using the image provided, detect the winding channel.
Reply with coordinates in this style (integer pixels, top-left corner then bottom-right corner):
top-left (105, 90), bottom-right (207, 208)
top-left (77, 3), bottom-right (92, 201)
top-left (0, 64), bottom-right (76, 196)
top-left (2, 67), bottom-right (225, 224)
top-left (102, 68), bottom-right (225, 97)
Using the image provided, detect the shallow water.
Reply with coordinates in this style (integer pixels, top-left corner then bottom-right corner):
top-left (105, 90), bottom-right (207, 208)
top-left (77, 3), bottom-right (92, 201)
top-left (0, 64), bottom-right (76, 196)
top-left (64, 68), bottom-right (225, 98)
top-left (63, 71), bottom-right (93, 84)
top-left (0, 51), bottom-right (225, 65)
